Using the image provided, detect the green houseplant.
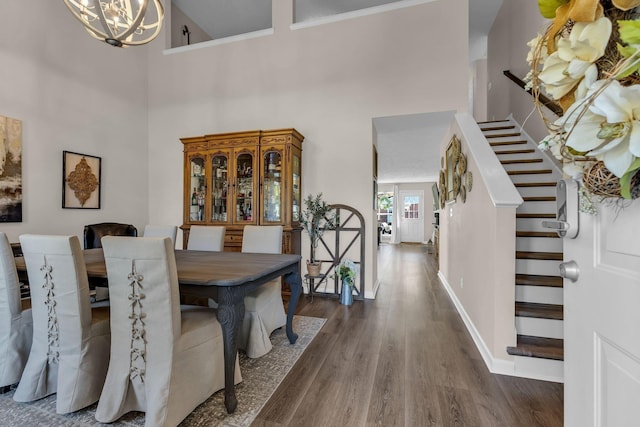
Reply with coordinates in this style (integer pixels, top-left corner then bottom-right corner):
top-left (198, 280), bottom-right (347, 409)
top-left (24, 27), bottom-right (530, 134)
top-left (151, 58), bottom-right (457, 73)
top-left (300, 193), bottom-right (337, 275)
top-left (335, 258), bottom-right (357, 305)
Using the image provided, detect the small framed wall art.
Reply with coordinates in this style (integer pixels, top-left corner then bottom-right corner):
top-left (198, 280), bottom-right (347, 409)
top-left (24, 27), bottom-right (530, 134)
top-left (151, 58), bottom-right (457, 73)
top-left (62, 151), bottom-right (101, 209)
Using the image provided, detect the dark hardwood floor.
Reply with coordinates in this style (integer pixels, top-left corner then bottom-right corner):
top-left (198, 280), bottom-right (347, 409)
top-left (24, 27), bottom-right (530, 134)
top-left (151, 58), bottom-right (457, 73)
top-left (253, 243), bottom-right (563, 426)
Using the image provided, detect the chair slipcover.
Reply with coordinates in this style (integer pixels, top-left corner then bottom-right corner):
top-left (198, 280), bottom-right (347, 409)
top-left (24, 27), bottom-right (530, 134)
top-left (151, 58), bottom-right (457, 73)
top-left (83, 222), bottom-right (138, 249)
top-left (0, 232), bottom-right (32, 389)
top-left (14, 235), bottom-right (110, 414)
top-left (239, 226), bottom-right (287, 358)
top-left (186, 225), bottom-right (225, 251)
top-left (96, 236), bottom-right (240, 427)
top-left (143, 224), bottom-right (178, 247)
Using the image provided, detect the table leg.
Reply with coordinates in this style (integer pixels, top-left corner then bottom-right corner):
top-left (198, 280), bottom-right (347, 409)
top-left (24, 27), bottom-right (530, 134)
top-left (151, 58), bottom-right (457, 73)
top-left (284, 270), bottom-right (302, 344)
top-left (216, 286), bottom-right (245, 414)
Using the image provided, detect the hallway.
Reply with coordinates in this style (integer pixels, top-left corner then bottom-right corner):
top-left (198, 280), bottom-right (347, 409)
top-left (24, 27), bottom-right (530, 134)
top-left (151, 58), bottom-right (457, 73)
top-left (254, 243), bottom-right (563, 426)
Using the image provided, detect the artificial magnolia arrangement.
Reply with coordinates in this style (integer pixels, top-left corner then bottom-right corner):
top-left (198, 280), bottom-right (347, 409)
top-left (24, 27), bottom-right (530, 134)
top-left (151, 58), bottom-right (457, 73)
top-left (526, 0), bottom-right (640, 206)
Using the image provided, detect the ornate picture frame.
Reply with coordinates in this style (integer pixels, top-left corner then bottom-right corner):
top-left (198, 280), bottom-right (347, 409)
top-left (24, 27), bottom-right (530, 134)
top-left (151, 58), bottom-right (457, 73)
top-left (62, 151), bottom-right (101, 209)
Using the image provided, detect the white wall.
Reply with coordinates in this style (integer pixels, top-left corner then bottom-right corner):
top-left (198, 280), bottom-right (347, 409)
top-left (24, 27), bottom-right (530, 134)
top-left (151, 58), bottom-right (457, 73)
top-left (146, 0), bottom-right (470, 297)
top-left (486, 0), bottom-right (552, 142)
top-left (0, 1), bottom-right (149, 243)
top-left (438, 117), bottom-right (516, 367)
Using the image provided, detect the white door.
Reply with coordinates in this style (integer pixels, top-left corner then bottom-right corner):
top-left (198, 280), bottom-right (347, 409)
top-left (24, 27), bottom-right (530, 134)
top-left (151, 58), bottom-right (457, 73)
top-left (564, 200), bottom-right (640, 426)
top-left (398, 191), bottom-right (424, 243)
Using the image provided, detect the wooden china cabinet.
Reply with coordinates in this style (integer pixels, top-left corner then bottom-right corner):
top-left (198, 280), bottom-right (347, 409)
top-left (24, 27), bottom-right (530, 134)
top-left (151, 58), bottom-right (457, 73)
top-left (180, 128), bottom-right (303, 256)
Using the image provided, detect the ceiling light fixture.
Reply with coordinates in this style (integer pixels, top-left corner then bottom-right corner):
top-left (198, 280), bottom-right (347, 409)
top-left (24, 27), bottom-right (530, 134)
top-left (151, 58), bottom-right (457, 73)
top-left (63, 0), bottom-right (164, 48)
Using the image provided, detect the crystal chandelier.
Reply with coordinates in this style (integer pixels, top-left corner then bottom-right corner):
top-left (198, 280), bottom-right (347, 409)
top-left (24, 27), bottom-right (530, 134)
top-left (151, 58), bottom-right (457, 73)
top-left (63, 0), bottom-right (164, 47)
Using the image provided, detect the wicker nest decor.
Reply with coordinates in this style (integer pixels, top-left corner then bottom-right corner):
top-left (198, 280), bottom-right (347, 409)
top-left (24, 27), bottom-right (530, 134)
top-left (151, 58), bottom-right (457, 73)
top-left (526, 0), bottom-right (640, 203)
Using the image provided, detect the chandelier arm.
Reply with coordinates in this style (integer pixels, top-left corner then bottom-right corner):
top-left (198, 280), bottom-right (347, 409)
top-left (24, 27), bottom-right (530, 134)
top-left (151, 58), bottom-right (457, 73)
top-left (113, 0), bottom-right (148, 41)
top-left (63, 0), bottom-right (164, 47)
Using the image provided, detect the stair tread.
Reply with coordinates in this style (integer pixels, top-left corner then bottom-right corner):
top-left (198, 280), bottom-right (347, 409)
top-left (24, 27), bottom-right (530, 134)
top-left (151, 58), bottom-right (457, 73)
top-left (522, 196), bottom-right (556, 202)
top-left (507, 335), bottom-right (564, 360)
top-left (490, 140), bottom-right (528, 146)
top-left (516, 274), bottom-right (563, 287)
top-left (480, 125), bottom-right (516, 132)
top-left (516, 251), bottom-right (563, 260)
top-left (516, 213), bottom-right (556, 218)
top-left (501, 158), bottom-right (544, 164)
top-left (495, 148), bottom-right (536, 155)
top-left (515, 302), bottom-right (564, 320)
top-left (515, 182), bottom-right (557, 187)
top-left (486, 133), bottom-right (521, 139)
top-left (508, 169), bottom-right (553, 175)
top-left (478, 119), bottom-right (511, 125)
top-left (516, 231), bottom-right (560, 238)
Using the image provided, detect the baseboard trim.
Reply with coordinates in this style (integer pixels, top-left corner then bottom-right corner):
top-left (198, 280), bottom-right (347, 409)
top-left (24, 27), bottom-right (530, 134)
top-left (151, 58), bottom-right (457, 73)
top-left (438, 271), bottom-right (564, 383)
top-left (437, 271), bottom-right (515, 375)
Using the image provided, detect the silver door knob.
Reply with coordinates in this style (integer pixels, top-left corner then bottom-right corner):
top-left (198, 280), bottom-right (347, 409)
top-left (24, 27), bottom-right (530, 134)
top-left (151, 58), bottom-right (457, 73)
top-left (559, 260), bottom-right (579, 282)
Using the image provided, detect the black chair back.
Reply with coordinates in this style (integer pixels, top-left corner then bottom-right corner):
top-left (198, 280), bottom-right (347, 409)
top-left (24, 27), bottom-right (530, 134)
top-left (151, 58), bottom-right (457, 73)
top-left (83, 223), bottom-right (138, 249)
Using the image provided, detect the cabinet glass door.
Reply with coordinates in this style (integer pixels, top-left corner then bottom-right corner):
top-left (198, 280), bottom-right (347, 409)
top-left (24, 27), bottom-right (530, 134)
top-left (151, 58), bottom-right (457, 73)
top-left (234, 152), bottom-right (254, 222)
top-left (189, 156), bottom-right (206, 222)
top-left (211, 154), bottom-right (228, 222)
top-left (262, 150), bottom-right (282, 223)
top-left (292, 153), bottom-right (301, 222)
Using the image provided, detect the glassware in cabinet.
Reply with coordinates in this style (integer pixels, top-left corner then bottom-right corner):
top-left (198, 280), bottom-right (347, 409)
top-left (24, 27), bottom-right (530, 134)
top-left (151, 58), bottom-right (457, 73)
top-left (262, 150), bottom-right (282, 223)
top-left (292, 153), bottom-right (301, 222)
top-left (189, 156), bottom-right (206, 222)
top-left (234, 152), bottom-right (255, 222)
top-left (210, 154), bottom-right (228, 222)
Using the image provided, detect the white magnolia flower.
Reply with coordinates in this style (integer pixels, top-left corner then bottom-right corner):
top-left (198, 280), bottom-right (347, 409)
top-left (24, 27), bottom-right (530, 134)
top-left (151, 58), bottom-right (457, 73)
top-left (539, 17), bottom-right (612, 100)
top-left (561, 79), bottom-right (640, 177)
top-left (563, 161), bottom-right (588, 180)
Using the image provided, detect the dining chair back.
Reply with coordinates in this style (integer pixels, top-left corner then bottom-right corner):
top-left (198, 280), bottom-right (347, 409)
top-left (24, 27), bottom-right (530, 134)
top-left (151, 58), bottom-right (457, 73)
top-left (187, 225), bottom-right (225, 251)
top-left (96, 236), bottom-right (240, 427)
top-left (14, 235), bottom-right (110, 414)
top-left (83, 222), bottom-right (138, 249)
top-left (143, 224), bottom-right (178, 246)
top-left (239, 225), bottom-right (287, 358)
top-left (0, 232), bottom-right (32, 390)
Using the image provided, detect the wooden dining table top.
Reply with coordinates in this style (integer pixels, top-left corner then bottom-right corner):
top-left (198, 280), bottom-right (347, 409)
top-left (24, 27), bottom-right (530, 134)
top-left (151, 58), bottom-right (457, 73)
top-left (15, 248), bottom-right (302, 287)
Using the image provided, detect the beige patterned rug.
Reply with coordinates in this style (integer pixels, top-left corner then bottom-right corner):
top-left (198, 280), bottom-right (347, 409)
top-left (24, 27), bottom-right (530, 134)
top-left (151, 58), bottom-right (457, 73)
top-left (0, 315), bottom-right (326, 426)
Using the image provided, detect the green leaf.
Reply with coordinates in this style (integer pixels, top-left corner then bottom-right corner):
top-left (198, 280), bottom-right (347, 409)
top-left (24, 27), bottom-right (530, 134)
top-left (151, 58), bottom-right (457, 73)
top-left (538, 0), bottom-right (567, 18)
top-left (619, 158), bottom-right (640, 199)
top-left (619, 20), bottom-right (640, 45)
top-left (616, 44), bottom-right (640, 78)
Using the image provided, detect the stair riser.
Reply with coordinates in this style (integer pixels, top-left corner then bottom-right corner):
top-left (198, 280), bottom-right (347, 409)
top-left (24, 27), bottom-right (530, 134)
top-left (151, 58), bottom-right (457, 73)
top-left (512, 355), bottom-right (564, 383)
top-left (516, 186), bottom-right (558, 198)
top-left (516, 258), bottom-right (562, 276)
top-left (516, 285), bottom-right (563, 305)
top-left (501, 162), bottom-right (549, 171)
top-left (515, 317), bottom-right (564, 339)
top-left (509, 175), bottom-right (558, 184)
top-left (516, 237), bottom-right (562, 253)
top-left (517, 218), bottom-right (556, 232)
top-left (517, 201), bottom-right (557, 214)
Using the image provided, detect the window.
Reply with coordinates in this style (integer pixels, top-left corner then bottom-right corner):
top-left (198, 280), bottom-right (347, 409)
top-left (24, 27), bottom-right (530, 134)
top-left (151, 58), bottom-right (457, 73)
top-left (403, 195), bottom-right (419, 219)
top-left (377, 192), bottom-right (393, 227)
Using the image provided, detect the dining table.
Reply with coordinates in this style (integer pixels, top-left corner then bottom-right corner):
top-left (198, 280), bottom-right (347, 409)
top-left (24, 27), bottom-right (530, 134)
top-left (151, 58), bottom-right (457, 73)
top-left (15, 248), bottom-right (303, 414)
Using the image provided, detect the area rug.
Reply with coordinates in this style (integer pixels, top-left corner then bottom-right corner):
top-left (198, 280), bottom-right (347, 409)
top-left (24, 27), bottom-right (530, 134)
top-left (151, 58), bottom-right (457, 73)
top-left (0, 315), bottom-right (326, 427)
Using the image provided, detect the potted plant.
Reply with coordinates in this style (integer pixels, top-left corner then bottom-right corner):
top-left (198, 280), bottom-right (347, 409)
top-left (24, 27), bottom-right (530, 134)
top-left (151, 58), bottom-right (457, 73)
top-left (335, 258), bottom-right (357, 305)
top-left (300, 193), bottom-right (337, 276)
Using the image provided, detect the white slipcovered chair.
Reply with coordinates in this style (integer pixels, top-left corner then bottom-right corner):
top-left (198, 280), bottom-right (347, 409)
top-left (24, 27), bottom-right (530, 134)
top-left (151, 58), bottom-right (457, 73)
top-left (239, 225), bottom-right (287, 358)
top-left (0, 232), bottom-right (32, 391)
top-left (96, 236), bottom-right (240, 427)
top-left (187, 225), bottom-right (225, 251)
top-left (14, 235), bottom-right (110, 414)
top-left (143, 224), bottom-right (178, 247)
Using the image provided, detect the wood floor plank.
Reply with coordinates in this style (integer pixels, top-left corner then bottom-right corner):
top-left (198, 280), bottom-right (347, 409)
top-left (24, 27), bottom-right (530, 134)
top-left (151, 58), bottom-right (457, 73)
top-left (253, 244), bottom-right (563, 426)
